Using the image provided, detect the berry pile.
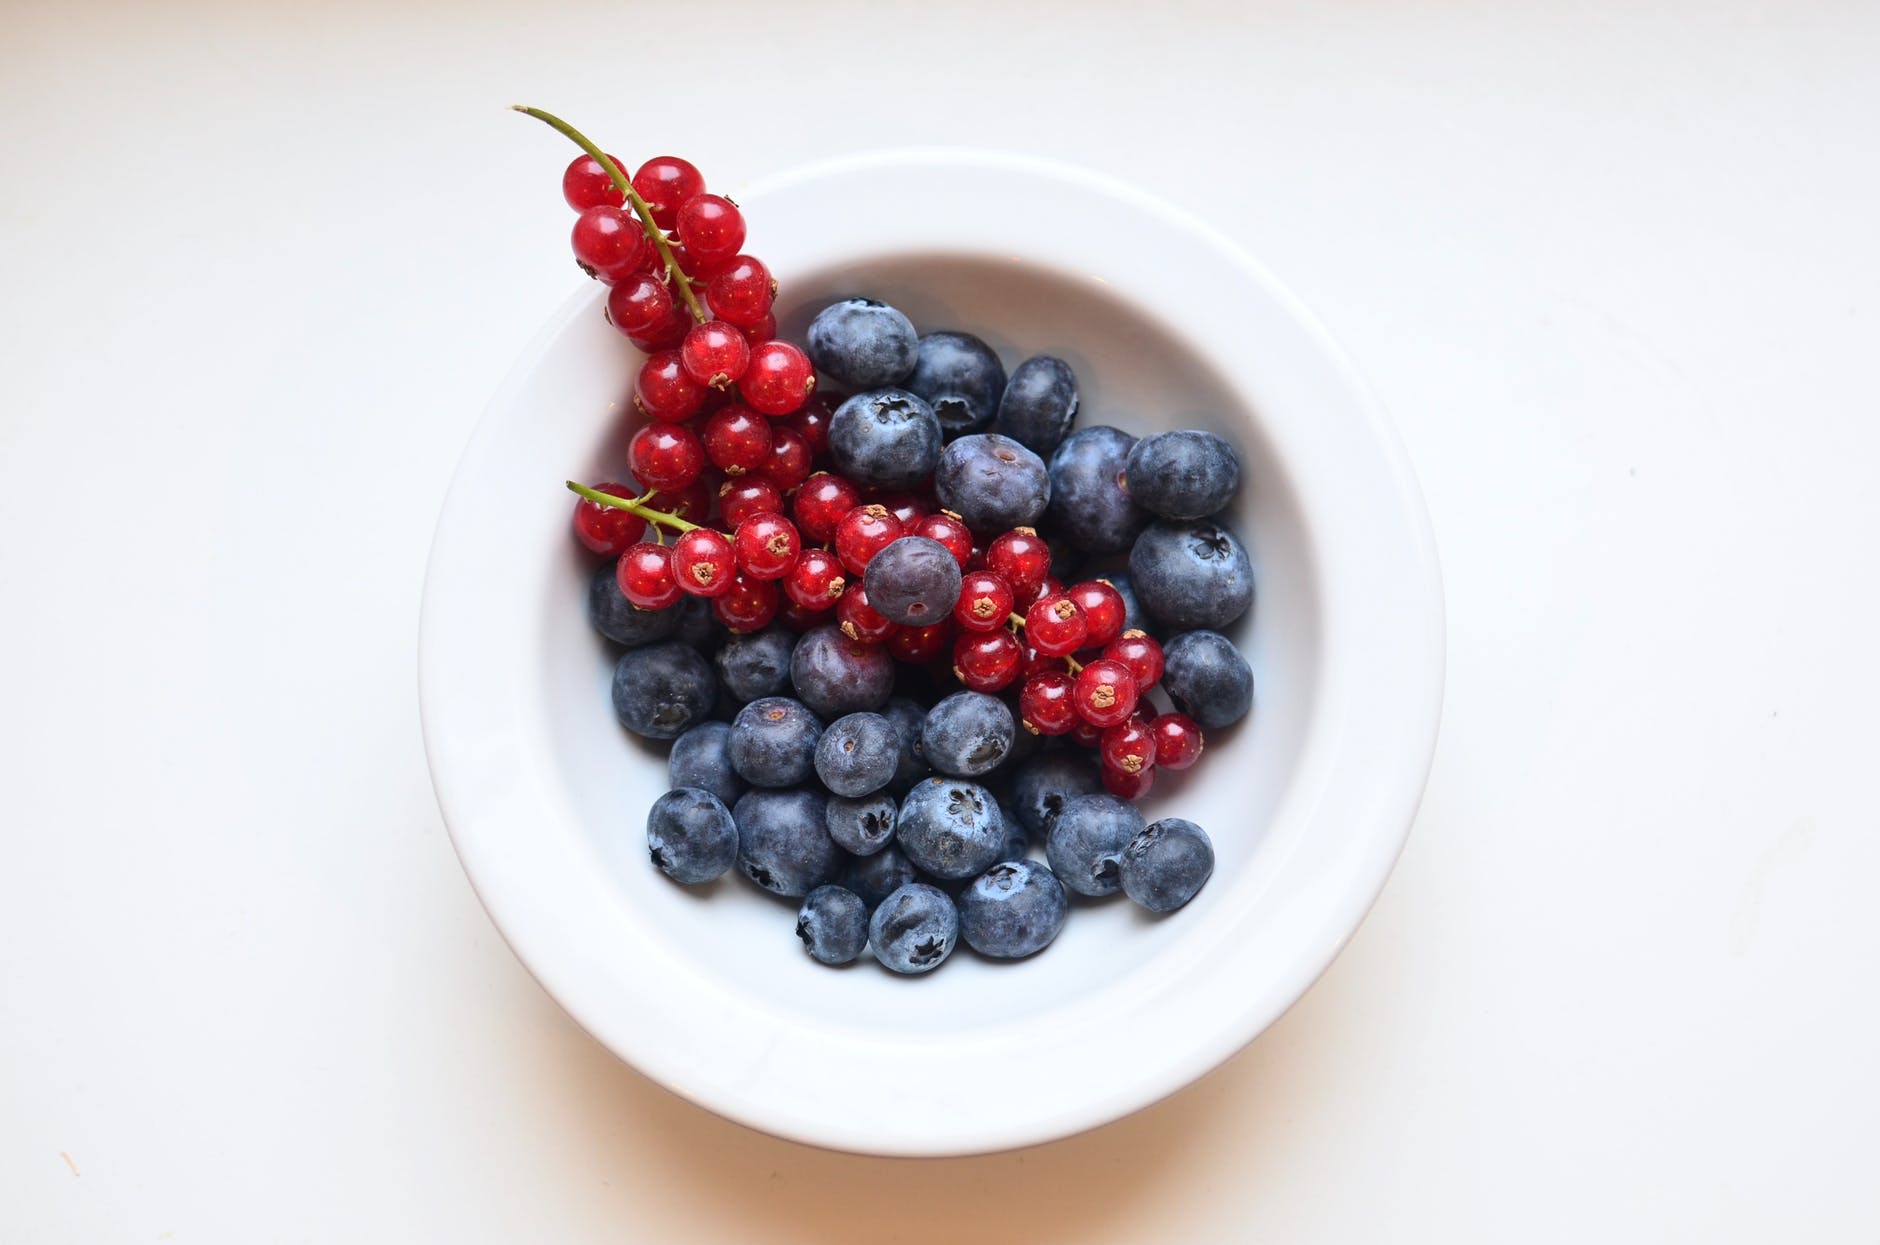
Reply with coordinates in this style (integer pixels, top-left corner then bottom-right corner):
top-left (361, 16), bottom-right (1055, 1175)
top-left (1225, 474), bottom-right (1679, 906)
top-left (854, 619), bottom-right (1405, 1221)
top-left (529, 109), bottom-right (1252, 975)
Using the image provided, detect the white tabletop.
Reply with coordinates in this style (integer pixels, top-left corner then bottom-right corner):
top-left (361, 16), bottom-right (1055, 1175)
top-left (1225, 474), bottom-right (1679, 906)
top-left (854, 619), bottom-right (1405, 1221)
top-left (4, 2), bottom-right (1877, 1239)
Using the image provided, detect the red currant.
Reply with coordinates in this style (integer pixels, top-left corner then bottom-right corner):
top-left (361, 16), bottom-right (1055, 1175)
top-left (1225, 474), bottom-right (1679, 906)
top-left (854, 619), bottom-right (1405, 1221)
top-left (915, 511), bottom-right (974, 566)
top-left (680, 320), bottom-right (751, 389)
top-left (631, 156), bottom-right (704, 230)
top-left (870, 492), bottom-right (930, 529)
top-left (740, 340), bottom-right (815, 417)
top-left (734, 512), bottom-right (801, 580)
top-left (571, 205), bottom-right (647, 282)
top-left (788, 396), bottom-right (834, 457)
top-left (1024, 593), bottom-right (1087, 657)
top-left (834, 504), bottom-right (904, 575)
top-left (562, 153), bottom-right (627, 211)
top-left (741, 311), bottom-right (778, 345)
top-left (985, 528), bottom-right (1051, 601)
top-left (670, 527), bottom-right (736, 598)
top-left (700, 404), bottom-right (772, 477)
top-left (1066, 580), bottom-right (1126, 649)
top-left (1102, 763), bottom-right (1156, 800)
top-left (675, 193), bottom-right (746, 263)
top-left (757, 425), bottom-right (813, 489)
top-left (1022, 645), bottom-right (1070, 679)
top-left (1068, 719), bottom-right (1104, 750)
top-left (712, 570), bottom-right (779, 633)
top-left (572, 481), bottom-right (647, 556)
top-left (706, 254), bottom-right (774, 328)
top-left (952, 629), bottom-right (1022, 692)
top-left (953, 569), bottom-right (1015, 632)
top-left (1074, 658), bottom-right (1139, 728)
top-left (616, 541), bottom-right (682, 609)
top-left (1099, 715), bottom-right (1156, 777)
top-left (657, 478), bottom-right (714, 526)
top-left (889, 620), bottom-right (954, 664)
top-left (605, 273), bottom-right (673, 340)
top-left (1102, 631), bottom-right (1166, 692)
top-left (634, 350), bottom-right (708, 423)
top-left (776, 595), bottom-right (831, 631)
top-left (628, 300), bottom-right (692, 353)
top-left (784, 547), bottom-right (847, 611)
top-left (1151, 713), bottom-right (1204, 770)
top-left (837, 582), bottom-right (896, 644)
top-left (793, 472), bottom-right (860, 544)
top-left (1014, 574), bottom-right (1061, 612)
top-left (1018, 671), bottom-right (1078, 735)
top-left (627, 422), bottom-right (705, 492)
top-left (718, 478), bottom-right (784, 528)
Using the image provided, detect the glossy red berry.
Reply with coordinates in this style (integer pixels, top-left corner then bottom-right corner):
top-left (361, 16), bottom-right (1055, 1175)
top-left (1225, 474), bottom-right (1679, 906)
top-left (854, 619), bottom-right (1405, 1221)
top-left (1018, 670), bottom-right (1078, 735)
top-left (734, 512), bottom-right (800, 580)
top-left (1024, 593), bottom-right (1087, 657)
top-left (952, 629), bottom-right (1022, 692)
top-left (953, 569), bottom-right (1015, 632)
top-left (784, 547), bottom-right (847, 611)
top-left (915, 511), bottom-right (974, 567)
top-left (658, 478), bottom-right (714, 526)
top-left (792, 472), bottom-right (860, 544)
top-left (571, 205), bottom-right (647, 282)
top-left (757, 425), bottom-right (813, 489)
top-left (634, 350), bottom-right (708, 422)
top-left (1068, 719), bottom-right (1103, 749)
top-left (872, 492), bottom-right (932, 529)
top-left (889, 620), bottom-right (954, 664)
top-left (712, 570), bottom-right (779, 633)
top-left (562, 153), bottom-right (628, 211)
top-left (706, 254), bottom-right (774, 328)
top-left (837, 582), bottom-right (896, 644)
top-left (834, 504), bottom-right (904, 576)
top-left (788, 396), bottom-right (834, 457)
top-left (1066, 580), bottom-right (1126, 649)
top-left (699, 404), bottom-right (772, 477)
top-left (631, 156), bottom-right (705, 230)
top-left (572, 481), bottom-right (647, 556)
top-left (1102, 763), bottom-right (1156, 800)
top-left (740, 340), bottom-right (815, 417)
top-left (1074, 658), bottom-right (1139, 729)
top-left (775, 595), bottom-right (831, 631)
top-left (675, 193), bottom-right (746, 263)
top-left (1151, 713), bottom-right (1204, 770)
top-left (1102, 630), bottom-right (1165, 692)
top-left (605, 273), bottom-right (673, 339)
top-left (617, 541), bottom-right (682, 610)
top-left (670, 527), bottom-right (736, 598)
top-left (680, 320), bottom-right (752, 389)
top-left (741, 311), bottom-right (778, 345)
top-left (1099, 715), bottom-right (1156, 777)
top-left (1014, 574), bottom-right (1061, 612)
top-left (628, 300), bottom-right (692, 353)
top-left (985, 529), bottom-right (1051, 601)
top-left (718, 477), bottom-right (784, 528)
top-left (1022, 644), bottom-right (1070, 679)
top-left (627, 422), bottom-right (705, 492)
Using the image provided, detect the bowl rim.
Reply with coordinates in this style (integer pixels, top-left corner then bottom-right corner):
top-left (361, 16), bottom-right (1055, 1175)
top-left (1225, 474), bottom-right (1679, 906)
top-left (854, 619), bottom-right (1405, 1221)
top-left (420, 146), bottom-right (1445, 1156)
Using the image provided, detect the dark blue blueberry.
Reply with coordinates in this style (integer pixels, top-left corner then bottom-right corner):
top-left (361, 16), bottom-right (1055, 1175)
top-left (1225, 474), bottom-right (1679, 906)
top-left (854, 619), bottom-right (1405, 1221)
top-left (806, 298), bottom-right (918, 390)
top-left (1128, 518), bottom-right (1254, 631)
top-left (645, 787), bottom-right (739, 885)
top-left (959, 859), bottom-right (1068, 958)
top-left (905, 330), bottom-right (1006, 438)
top-left (1160, 630), bottom-right (1254, 729)
top-left (1124, 429), bottom-right (1241, 520)
top-left (933, 433), bottom-right (1051, 535)
top-left (732, 787), bottom-right (838, 898)
top-left (1045, 425), bottom-right (1147, 556)
top-left (611, 642), bottom-right (717, 740)
top-left (814, 712), bottom-right (900, 798)
top-left (895, 777), bottom-right (1005, 880)
top-left (828, 388), bottom-right (943, 490)
top-left (881, 696), bottom-right (932, 794)
top-left (666, 720), bottom-right (746, 807)
top-left (993, 355), bottom-right (1079, 457)
top-left (1120, 818), bottom-right (1215, 912)
top-left (675, 594), bottom-right (723, 654)
top-left (997, 814), bottom-right (1030, 864)
top-left (1104, 570), bottom-right (1152, 636)
top-left (1045, 793), bottom-right (1143, 897)
top-left (790, 624), bottom-right (895, 718)
top-left (863, 536), bottom-right (963, 627)
top-left (714, 627), bottom-right (796, 704)
top-left (840, 843), bottom-right (919, 908)
top-left (587, 562), bottom-right (681, 647)
top-left (826, 791), bottom-right (900, 856)
top-left (868, 881), bottom-right (959, 974)
top-left (796, 885), bottom-right (870, 965)
top-left (919, 691), bottom-right (1014, 778)
top-left (1010, 750), bottom-right (1104, 837)
top-left (727, 696), bottom-right (823, 788)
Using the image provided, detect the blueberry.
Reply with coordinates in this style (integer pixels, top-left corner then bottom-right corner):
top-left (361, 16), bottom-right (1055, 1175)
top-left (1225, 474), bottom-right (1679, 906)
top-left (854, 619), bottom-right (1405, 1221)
top-left (674, 594), bottom-right (723, 654)
top-left (868, 882), bottom-right (959, 974)
top-left (611, 642), bottom-right (717, 740)
top-left (728, 696), bottom-right (823, 788)
top-left (1045, 793), bottom-right (1143, 897)
top-left (826, 790), bottom-right (900, 856)
top-left (840, 843), bottom-right (919, 908)
top-left (790, 624), bottom-right (895, 718)
top-left (1010, 750), bottom-right (1104, 836)
top-left (806, 298), bottom-right (918, 390)
top-left (1104, 570), bottom-right (1152, 636)
top-left (905, 330), bottom-right (1006, 438)
top-left (667, 720), bottom-right (746, 807)
top-left (645, 787), bottom-right (739, 885)
top-left (828, 389), bottom-right (943, 490)
top-left (1160, 630), bottom-right (1254, 729)
top-left (1124, 429), bottom-right (1241, 521)
top-left (1128, 519), bottom-right (1254, 631)
top-left (880, 696), bottom-right (932, 794)
top-left (1045, 426), bottom-right (1147, 555)
top-left (796, 885), bottom-right (870, 965)
top-left (714, 627), bottom-right (796, 704)
top-left (587, 562), bottom-right (681, 647)
top-left (998, 817), bottom-right (1031, 864)
top-left (732, 787), bottom-right (837, 897)
top-left (1120, 818), bottom-right (1215, 912)
top-left (993, 355), bottom-right (1079, 457)
top-left (814, 711), bottom-right (900, 797)
top-left (863, 536), bottom-right (963, 627)
top-left (959, 859), bottom-right (1068, 958)
top-left (920, 691), bottom-right (1014, 777)
top-left (933, 433), bottom-right (1051, 534)
top-left (895, 777), bottom-right (1005, 880)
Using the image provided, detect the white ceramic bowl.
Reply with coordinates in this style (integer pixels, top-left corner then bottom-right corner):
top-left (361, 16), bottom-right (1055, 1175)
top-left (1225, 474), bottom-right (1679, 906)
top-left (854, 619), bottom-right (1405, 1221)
top-left (420, 150), bottom-right (1444, 1156)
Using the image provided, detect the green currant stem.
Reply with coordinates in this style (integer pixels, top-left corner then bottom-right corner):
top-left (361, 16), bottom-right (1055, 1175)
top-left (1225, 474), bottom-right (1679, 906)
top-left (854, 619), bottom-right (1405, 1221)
top-left (1007, 612), bottom-right (1083, 672)
top-left (512, 105), bottom-right (707, 324)
top-left (567, 480), bottom-right (701, 533)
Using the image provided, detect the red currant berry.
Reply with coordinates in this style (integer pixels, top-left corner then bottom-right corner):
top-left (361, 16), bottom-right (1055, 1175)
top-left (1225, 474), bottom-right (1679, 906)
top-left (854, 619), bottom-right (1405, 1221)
top-left (1068, 719), bottom-right (1104, 750)
top-left (1151, 713), bottom-right (1204, 770)
top-left (1022, 644), bottom-right (1069, 679)
top-left (627, 422), bottom-right (706, 492)
top-left (606, 273), bottom-right (675, 340)
top-left (889, 620), bottom-right (954, 664)
top-left (740, 340), bottom-right (815, 417)
top-left (670, 527), bottom-right (736, 598)
top-left (985, 528), bottom-right (1051, 601)
top-left (1074, 658), bottom-right (1139, 728)
top-left (952, 629), bottom-right (1022, 692)
top-left (658, 478), bottom-right (714, 526)
top-left (953, 569), bottom-right (1015, 632)
top-left (628, 300), bottom-right (692, 353)
top-left (1014, 574), bottom-right (1062, 612)
top-left (734, 512), bottom-right (800, 580)
top-left (1024, 593), bottom-right (1087, 657)
top-left (915, 511), bottom-right (974, 566)
top-left (571, 205), bottom-right (647, 282)
top-left (741, 311), bottom-right (777, 345)
top-left (631, 156), bottom-right (704, 230)
top-left (1018, 671), bottom-right (1078, 735)
top-left (562, 153), bottom-right (627, 211)
top-left (1066, 580), bottom-right (1126, 649)
top-left (706, 254), bottom-right (774, 328)
top-left (616, 541), bottom-right (682, 610)
top-left (700, 404), bottom-right (772, 477)
top-left (788, 396), bottom-right (834, 458)
top-left (834, 504), bottom-right (904, 576)
top-left (1099, 715), bottom-right (1156, 777)
top-left (1102, 630), bottom-right (1166, 692)
top-left (571, 481), bottom-right (647, 556)
top-left (784, 547), bottom-right (847, 611)
top-left (718, 478), bottom-right (784, 528)
top-left (757, 425), bottom-right (813, 489)
top-left (775, 595), bottom-right (831, 631)
top-left (680, 320), bottom-right (752, 389)
top-left (634, 350), bottom-right (708, 422)
top-left (837, 582), bottom-right (896, 644)
top-left (1102, 763), bottom-right (1156, 801)
top-left (675, 193), bottom-right (746, 262)
top-left (712, 570), bottom-right (779, 633)
top-left (792, 471), bottom-right (861, 544)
